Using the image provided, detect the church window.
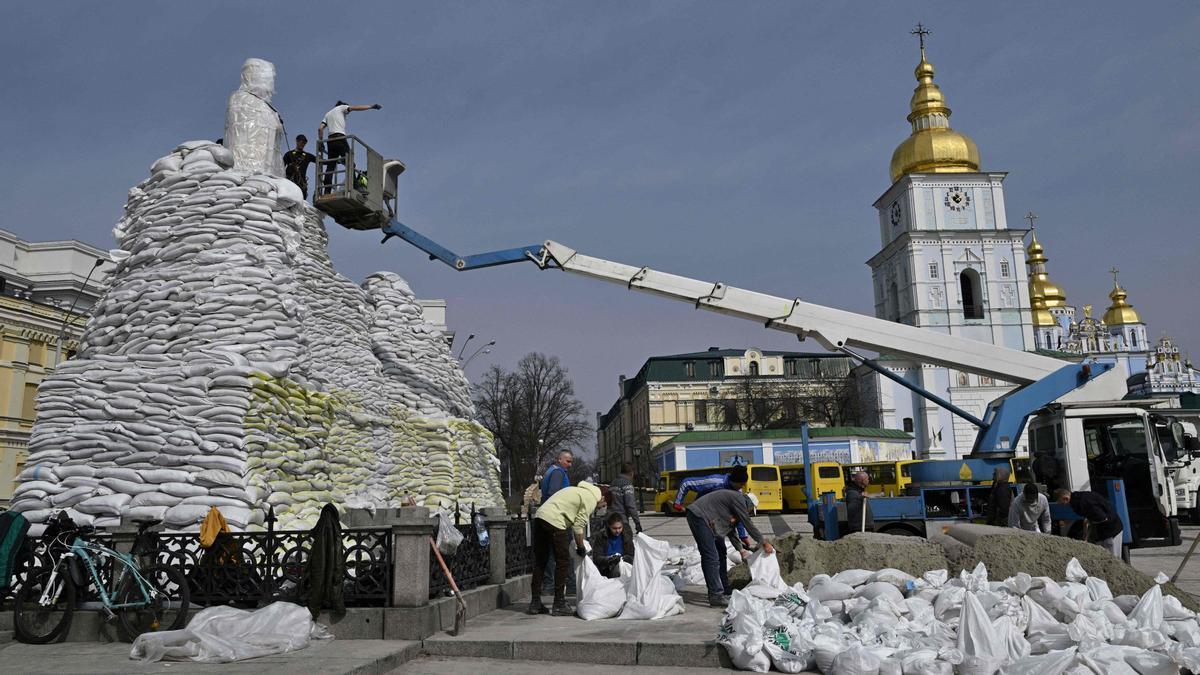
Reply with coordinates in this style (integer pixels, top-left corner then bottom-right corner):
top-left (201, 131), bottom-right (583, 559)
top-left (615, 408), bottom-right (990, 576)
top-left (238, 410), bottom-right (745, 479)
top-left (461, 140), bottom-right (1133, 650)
top-left (928, 262), bottom-right (939, 279)
top-left (1130, 332), bottom-right (1138, 349)
top-left (749, 361), bottom-right (759, 376)
top-left (1000, 259), bottom-right (1010, 278)
top-left (960, 269), bottom-right (984, 319)
top-left (1044, 334), bottom-right (1052, 350)
top-left (903, 417), bottom-right (914, 433)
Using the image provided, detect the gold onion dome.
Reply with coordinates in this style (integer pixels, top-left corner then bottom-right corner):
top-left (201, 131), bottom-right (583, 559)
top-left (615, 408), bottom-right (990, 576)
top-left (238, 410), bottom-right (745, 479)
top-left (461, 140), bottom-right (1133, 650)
top-left (1103, 278), bottom-right (1142, 325)
top-left (1025, 232), bottom-right (1069, 311)
top-left (1030, 286), bottom-right (1055, 328)
top-left (890, 50), bottom-right (981, 183)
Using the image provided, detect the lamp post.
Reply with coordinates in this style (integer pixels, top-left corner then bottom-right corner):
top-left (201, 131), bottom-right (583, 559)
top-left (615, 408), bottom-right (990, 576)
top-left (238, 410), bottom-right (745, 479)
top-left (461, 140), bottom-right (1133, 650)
top-left (54, 258), bottom-right (105, 366)
top-left (456, 333), bottom-right (475, 359)
top-left (462, 341), bottom-right (495, 368)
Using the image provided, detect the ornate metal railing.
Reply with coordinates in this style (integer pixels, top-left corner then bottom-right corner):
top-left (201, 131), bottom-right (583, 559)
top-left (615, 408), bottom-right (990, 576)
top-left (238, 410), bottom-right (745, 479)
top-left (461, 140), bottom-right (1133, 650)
top-left (429, 504), bottom-right (491, 599)
top-left (2, 532), bottom-right (118, 605)
top-left (504, 518), bottom-right (534, 578)
top-left (148, 518), bottom-right (392, 608)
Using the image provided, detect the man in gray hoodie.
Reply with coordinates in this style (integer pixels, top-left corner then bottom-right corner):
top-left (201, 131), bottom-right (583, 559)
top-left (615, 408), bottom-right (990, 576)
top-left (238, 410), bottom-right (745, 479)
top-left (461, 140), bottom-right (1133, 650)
top-left (1008, 482), bottom-right (1051, 533)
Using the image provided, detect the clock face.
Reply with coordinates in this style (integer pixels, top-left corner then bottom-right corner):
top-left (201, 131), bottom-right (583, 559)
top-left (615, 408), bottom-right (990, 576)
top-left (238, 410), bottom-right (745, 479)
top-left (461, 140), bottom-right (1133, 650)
top-left (889, 201), bottom-right (902, 227)
top-left (944, 187), bottom-right (971, 212)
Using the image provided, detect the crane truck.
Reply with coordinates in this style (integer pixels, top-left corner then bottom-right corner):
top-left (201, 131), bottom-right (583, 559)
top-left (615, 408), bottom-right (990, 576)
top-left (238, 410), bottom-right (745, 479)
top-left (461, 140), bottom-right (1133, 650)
top-left (311, 135), bottom-right (1183, 557)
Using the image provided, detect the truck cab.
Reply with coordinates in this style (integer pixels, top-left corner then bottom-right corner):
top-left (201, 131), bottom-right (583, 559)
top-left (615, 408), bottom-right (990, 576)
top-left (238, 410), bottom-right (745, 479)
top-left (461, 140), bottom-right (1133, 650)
top-left (1028, 402), bottom-right (1180, 549)
top-left (1153, 412), bottom-right (1200, 523)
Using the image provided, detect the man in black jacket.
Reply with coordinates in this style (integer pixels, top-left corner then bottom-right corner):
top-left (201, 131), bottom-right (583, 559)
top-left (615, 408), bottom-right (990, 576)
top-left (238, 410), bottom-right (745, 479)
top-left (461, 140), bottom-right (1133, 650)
top-left (844, 471), bottom-right (873, 536)
top-left (607, 463), bottom-right (642, 534)
top-left (1055, 489), bottom-right (1124, 557)
top-left (985, 466), bottom-right (1013, 527)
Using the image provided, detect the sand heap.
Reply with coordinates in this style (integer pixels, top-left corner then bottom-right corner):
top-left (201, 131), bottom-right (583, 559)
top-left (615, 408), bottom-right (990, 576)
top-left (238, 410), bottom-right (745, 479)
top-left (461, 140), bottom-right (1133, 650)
top-left (10, 59), bottom-right (501, 530)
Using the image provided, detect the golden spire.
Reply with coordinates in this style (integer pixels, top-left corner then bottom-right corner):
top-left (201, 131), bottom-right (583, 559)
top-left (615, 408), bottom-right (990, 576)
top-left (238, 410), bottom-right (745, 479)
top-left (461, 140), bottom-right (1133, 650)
top-left (889, 25), bottom-right (981, 182)
top-left (1103, 267), bottom-right (1142, 325)
top-left (1025, 226), bottom-right (1069, 309)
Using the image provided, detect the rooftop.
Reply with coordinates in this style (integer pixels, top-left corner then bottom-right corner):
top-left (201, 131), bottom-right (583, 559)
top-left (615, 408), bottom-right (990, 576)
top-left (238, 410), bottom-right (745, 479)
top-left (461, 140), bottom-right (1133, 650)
top-left (654, 426), bottom-right (913, 451)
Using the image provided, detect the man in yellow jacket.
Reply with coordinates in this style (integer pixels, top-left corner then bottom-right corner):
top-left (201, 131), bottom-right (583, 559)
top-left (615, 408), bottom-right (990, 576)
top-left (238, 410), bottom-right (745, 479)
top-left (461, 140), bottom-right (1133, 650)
top-left (528, 481), bottom-right (604, 616)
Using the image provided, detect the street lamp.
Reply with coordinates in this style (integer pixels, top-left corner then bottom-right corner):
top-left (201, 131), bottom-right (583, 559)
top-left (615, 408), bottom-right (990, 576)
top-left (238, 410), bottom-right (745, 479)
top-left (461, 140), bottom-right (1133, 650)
top-left (455, 333), bottom-right (476, 359)
top-left (463, 341), bottom-right (495, 368)
top-left (54, 258), bottom-right (106, 366)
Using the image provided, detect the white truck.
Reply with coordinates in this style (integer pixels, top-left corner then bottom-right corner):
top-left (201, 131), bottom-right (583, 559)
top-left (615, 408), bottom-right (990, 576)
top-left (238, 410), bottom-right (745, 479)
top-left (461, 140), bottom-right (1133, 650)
top-left (1156, 414), bottom-right (1200, 523)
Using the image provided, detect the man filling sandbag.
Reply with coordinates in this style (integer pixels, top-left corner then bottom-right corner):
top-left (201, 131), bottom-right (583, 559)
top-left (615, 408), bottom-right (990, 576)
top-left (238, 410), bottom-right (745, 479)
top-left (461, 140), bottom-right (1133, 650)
top-left (528, 481), bottom-right (604, 616)
top-left (686, 489), bottom-right (773, 607)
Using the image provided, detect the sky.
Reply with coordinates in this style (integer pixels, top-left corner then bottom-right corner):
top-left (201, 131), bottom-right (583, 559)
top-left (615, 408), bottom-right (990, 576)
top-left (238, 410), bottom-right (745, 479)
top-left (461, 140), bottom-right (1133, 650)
top-left (2, 3), bottom-right (1198, 440)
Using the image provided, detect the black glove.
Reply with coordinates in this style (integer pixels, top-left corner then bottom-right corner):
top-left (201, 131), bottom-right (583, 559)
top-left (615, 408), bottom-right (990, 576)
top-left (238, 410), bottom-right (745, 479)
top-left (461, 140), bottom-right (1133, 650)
top-left (371, 103), bottom-right (382, 110)
top-left (576, 546), bottom-right (587, 558)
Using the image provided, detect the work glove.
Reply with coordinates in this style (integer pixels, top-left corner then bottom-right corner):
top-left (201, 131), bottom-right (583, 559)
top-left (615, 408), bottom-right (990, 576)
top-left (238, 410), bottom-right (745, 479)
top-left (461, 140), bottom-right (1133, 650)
top-left (371, 103), bottom-right (382, 110)
top-left (576, 546), bottom-right (587, 559)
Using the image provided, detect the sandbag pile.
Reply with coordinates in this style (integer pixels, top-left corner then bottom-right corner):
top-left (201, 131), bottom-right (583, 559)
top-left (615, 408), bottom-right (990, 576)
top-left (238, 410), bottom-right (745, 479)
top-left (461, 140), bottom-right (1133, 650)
top-left (13, 138), bottom-right (502, 530)
top-left (721, 555), bottom-right (1200, 673)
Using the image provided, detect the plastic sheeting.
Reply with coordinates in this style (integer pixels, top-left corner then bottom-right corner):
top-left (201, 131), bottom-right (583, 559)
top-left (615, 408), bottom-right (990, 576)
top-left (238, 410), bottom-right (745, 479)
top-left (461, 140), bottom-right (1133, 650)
top-left (130, 602), bottom-right (331, 664)
top-left (225, 58), bottom-right (286, 177)
top-left (575, 542), bottom-right (631, 621)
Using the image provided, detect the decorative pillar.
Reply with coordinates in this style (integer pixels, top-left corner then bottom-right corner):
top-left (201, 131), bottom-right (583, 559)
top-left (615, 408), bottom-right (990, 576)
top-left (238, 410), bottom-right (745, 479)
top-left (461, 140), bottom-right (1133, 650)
top-left (482, 507), bottom-right (507, 584)
top-left (390, 506), bottom-right (436, 607)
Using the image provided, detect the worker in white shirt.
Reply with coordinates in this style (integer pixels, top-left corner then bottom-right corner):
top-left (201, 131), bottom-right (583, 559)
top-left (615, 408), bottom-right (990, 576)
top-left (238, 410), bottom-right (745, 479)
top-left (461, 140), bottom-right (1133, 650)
top-left (317, 100), bottom-right (381, 188)
top-left (1008, 482), bottom-right (1052, 533)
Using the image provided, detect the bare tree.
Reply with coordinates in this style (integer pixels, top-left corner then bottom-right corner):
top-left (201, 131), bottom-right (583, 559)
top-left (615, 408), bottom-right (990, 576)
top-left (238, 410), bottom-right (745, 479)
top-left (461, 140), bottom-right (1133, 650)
top-left (715, 358), bottom-right (873, 430)
top-left (473, 352), bottom-right (592, 501)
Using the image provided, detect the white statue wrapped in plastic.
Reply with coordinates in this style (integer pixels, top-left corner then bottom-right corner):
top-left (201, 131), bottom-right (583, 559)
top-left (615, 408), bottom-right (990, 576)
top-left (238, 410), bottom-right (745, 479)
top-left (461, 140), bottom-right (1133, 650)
top-left (224, 58), bottom-right (285, 177)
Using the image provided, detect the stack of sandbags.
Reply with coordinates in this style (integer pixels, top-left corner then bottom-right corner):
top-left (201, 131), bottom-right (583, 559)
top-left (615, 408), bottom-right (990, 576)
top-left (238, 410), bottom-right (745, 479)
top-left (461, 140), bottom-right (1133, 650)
top-left (15, 138), bottom-right (502, 531)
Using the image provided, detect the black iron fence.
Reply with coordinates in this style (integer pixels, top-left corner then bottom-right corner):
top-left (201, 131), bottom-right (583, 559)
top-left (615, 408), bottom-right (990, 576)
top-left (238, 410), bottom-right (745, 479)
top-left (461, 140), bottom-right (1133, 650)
top-left (504, 518), bottom-right (534, 578)
top-left (3, 514), bottom-right (393, 609)
top-left (2, 532), bottom-right (118, 606)
top-left (429, 504), bottom-right (490, 599)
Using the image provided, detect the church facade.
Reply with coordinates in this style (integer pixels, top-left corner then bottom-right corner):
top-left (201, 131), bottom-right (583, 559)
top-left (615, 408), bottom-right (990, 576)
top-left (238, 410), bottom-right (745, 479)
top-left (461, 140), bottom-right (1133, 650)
top-left (861, 39), bottom-right (1198, 459)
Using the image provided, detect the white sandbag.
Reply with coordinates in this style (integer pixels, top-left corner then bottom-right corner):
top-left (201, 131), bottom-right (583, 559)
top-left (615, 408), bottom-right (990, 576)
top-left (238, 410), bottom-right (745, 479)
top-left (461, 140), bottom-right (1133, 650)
top-left (958, 592), bottom-right (1006, 675)
top-left (855, 581), bottom-right (905, 605)
top-left (998, 647), bottom-right (1079, 675)
top-left (194, 469), bottom-right (242, 488)
top-left (130, 601), bottom-right (330, 663)
top-left (742, 550), bottom-right (790, 599)
top-left (160, 482), bottom-right (208, 498)
top-left (872, 568), bottom-right (916, 589)
top-left (719, 591), bottom-right (771, 672)
top-left (575, 545), bottom-right (627, 620)
top-left (126, 506), bottom-right (169, 521)
top-left (74, 493), bottom-right (132, 515)
top-left (901, 649), bottom-right (954, 675)
top-left (164, 504), bottom-right (213, 526)
top-left (618, 533), bottom-right (684, 620)
top-left (810, 579), bottom-right (856, 602)
top-left (833, 569), bottom-right (875, 587)
top-left (131, 492), bottom-right (180, 507)
top-left (832, 644), bottom-right (882, 675)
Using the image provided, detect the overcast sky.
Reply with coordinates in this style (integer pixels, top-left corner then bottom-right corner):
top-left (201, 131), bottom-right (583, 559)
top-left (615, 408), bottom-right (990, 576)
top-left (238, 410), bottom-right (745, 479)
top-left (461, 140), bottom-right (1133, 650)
top-left (3, 3), bottom-right (1197, 440)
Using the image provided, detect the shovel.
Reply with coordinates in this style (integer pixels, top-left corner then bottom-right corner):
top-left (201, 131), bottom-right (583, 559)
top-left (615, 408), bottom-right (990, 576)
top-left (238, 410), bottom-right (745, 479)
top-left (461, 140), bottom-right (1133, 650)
top-left (430, 538), bottom-right (468, 636)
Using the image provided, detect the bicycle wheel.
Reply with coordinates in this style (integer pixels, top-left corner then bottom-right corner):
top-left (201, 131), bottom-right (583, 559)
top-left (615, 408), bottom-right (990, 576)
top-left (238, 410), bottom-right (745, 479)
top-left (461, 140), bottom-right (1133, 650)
top-left (116, 564), bottom-right (190, 641)
top-left (13, 567), bottom-right (76, 644)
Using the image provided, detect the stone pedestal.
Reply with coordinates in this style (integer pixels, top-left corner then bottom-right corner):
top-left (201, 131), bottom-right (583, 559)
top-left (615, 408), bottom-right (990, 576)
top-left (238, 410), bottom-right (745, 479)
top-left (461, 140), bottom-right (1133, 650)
top-left (391, 506), bottom-right (436, 607)
top-left (482, 507), bottom-right (507, 585)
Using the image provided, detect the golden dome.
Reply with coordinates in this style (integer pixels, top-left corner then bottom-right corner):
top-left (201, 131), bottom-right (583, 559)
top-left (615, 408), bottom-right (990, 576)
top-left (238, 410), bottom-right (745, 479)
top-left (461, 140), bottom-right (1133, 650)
top-left (889, 50), bottom-right (981, 183)
top-left (1103, 277), bottom-right (1142, 325)
top-left (1030, 286), bottom-right (1055, 327)
top-left (1025, 232), bottom-right (1069, 308)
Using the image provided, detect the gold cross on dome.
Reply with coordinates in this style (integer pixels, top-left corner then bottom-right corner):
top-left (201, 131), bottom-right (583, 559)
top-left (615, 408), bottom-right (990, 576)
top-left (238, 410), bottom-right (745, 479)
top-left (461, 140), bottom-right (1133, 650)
top-left (911, 23), bottom-right (931, 51)
top-left (1025, 211), bottom-right (1038, 229)
top-left (1110, 266), bottom-right (1120, 284)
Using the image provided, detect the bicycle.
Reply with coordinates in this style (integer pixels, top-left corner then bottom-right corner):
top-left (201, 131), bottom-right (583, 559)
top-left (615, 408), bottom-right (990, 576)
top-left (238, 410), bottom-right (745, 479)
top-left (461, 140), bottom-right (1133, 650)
top-left (12, 513), bottom-right (190, 643)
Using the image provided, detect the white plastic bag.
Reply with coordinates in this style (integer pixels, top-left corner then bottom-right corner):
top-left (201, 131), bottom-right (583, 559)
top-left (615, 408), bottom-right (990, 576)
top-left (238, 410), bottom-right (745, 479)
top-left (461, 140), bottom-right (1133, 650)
top-left (575, 544), bottom-right (627, 620)
top-left (833, 644), bottom-right (882, 675)
top-left (435, 511), bottom-right (464, 556)
top-left (833, 569), bottom-right (875, 587)
top-left (130, 601), bottom-right (331, 664)
top-left (617, 533), bottom-right (684, 620)
top-left (743, 550), bottom-right (790, 599)
top-left (720, 591), bottom-right (770, 671)
top-left (957, 592), bottom-right (1006, 675)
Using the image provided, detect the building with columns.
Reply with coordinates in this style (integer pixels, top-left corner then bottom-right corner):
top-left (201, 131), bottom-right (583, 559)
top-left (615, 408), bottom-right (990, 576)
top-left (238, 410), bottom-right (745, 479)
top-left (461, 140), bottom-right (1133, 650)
top-left (0, 229), bottom-right (109, 503)
top-left (862, 41), bottom-right (1039, 459)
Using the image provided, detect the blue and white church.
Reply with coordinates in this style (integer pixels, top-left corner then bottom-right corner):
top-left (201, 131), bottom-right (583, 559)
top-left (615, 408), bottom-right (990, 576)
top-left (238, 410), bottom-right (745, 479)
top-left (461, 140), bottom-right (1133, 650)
top-left (861, 39), bottom-right (1198, 459)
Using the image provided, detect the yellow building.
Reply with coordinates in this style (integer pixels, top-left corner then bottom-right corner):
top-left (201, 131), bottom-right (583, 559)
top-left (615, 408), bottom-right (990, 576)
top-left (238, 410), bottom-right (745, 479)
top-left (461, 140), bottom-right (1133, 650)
top-left (0, 230), bottom-right (108, 503)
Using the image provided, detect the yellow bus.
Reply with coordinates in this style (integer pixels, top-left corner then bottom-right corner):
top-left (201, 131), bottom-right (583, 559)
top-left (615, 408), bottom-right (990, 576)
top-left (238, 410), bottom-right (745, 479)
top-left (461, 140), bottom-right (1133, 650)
top-left (653, 464), bottom-right (783, 514)
top-left (841, 460), bottom-right (916, 497)
top-left (779, 462), bottom-right (845, 511)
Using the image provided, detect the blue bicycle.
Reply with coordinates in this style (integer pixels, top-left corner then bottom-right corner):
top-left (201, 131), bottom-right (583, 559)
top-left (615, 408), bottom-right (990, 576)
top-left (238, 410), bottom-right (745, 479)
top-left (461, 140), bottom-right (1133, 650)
top-left (13, 513), bottom-right (190, 643)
